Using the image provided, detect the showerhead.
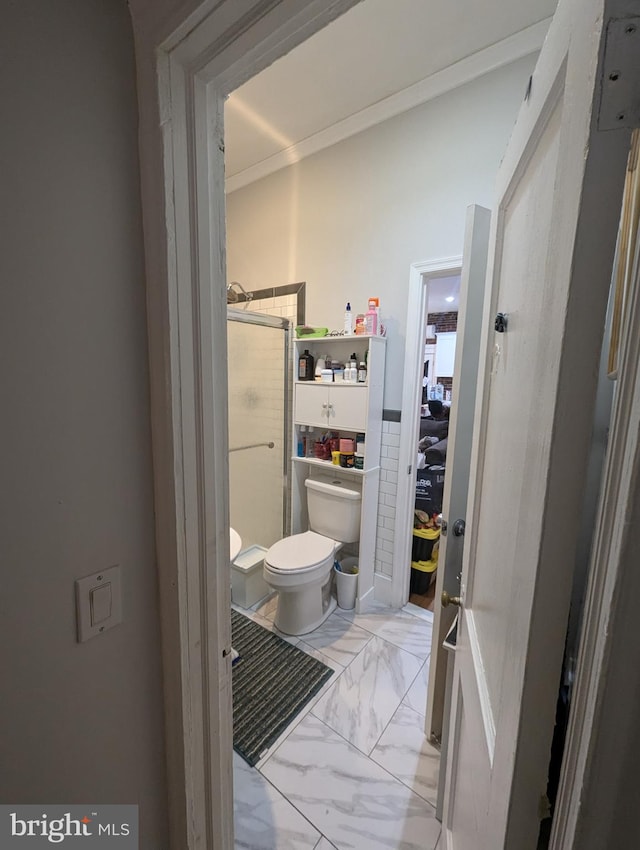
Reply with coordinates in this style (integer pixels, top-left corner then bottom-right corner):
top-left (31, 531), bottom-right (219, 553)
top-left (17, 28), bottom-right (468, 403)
top-left (227, 281), bottom-right (253, 304)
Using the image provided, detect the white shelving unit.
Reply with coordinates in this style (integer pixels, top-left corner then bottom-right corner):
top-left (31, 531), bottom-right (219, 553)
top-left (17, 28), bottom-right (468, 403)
top-left (291, 334), bottom-right (386, 608)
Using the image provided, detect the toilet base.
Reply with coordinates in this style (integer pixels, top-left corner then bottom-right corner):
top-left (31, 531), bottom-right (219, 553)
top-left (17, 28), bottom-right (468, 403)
top-left (274, 593), bottom-right (337, 636)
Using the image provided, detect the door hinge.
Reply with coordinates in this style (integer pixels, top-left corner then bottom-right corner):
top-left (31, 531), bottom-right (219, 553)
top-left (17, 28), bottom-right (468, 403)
top-left (407, 464), bottom-right (412, 475)
top-left (598, 17), bottom-right (640, 130)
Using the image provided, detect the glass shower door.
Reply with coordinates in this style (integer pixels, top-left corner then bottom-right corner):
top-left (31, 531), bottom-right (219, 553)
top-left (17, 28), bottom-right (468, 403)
top-left (227, 309), bottom-right (290, 553)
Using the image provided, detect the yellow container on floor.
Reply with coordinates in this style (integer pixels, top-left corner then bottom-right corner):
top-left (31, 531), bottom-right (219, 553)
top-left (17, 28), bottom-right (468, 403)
top-left (411, 527), bottom-right (440, 569)
top-left (411, 528), bottom-right (439, 594)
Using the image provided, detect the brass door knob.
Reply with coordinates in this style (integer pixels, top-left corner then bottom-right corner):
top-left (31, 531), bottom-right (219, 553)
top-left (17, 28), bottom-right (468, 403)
top-left (441, 591), bottom-right (462, 608)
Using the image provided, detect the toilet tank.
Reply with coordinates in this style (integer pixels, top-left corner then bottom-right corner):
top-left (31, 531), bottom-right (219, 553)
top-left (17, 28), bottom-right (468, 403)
top-left (305, 476), bottom-right (362, 543)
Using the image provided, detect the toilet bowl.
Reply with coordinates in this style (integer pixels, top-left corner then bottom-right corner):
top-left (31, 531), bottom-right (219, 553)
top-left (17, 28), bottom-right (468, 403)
top-left (264, 476), bottom-right (362, 635)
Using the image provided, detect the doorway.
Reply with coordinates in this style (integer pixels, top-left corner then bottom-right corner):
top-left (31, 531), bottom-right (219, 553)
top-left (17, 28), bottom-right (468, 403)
top-left (134, 1), bottom-right (637, 848)
top-left (393, 257), bottom-right (462, 612)
top-left (409, 273), bottom-right (462, 614)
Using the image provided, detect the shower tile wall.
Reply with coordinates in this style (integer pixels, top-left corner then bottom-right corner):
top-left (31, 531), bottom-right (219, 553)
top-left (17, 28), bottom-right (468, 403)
top-left (247, 294), bottom-right (298, 324)
top-left (375, 421), bottom-right (401, 579)
top-left (247, 293), bottom-right (297, 436)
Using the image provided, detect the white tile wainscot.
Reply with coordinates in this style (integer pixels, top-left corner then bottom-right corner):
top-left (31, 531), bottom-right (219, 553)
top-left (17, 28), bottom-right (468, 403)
top-left (375, 420), bottom-right (401, 581)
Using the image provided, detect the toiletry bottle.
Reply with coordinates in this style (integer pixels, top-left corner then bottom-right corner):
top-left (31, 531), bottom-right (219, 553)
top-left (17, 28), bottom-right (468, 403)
top-left (344, 302), bottom-right (353, 335)
top-left (315, 354), bottom-right (325, 381)
top-left (358, 361), bottom-right (367, 383)
top-left (298, 348), bottom-right (314, 381)
top-left (306, 428), bottom-right (316, 458)
top-left (297, 426), bottom-right (305, 457)
top-left (373, 298), bottom-right (381, 335)
top-left (349, 354), bottom-right (358, 383)
top-left (365, 299), bottom-right (378, 335)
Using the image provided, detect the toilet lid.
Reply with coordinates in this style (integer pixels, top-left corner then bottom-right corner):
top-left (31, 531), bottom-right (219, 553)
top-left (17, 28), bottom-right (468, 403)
top-left (267, 531), bottom-right (335, 572)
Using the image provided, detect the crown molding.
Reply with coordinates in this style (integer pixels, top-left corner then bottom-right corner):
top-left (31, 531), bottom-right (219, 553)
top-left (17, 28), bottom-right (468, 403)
top-left (225, 17), bottom-right (551, 194)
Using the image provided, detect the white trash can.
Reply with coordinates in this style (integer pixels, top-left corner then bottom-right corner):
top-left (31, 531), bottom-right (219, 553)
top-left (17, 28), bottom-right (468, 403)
top-left (335, 557), bottom-right (358, 610)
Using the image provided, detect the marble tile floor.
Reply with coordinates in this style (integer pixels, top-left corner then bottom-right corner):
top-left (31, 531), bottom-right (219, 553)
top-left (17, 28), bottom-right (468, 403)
top-left (233, 598), bottom-right (441, 849)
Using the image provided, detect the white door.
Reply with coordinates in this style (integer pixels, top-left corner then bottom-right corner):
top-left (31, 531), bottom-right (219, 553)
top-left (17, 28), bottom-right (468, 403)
top-left (426, 205), bottom-right (491, 746)
top-left (442, 0), bottom-right (632, 847)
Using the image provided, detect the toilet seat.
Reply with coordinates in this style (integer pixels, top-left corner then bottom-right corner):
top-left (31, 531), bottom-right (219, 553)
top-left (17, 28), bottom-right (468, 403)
top-left (265, 531), bottom-right (335, 574)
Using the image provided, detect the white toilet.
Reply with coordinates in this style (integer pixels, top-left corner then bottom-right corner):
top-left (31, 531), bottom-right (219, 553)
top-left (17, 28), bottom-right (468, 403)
top-left (263, 475), bottom-right (362, 635)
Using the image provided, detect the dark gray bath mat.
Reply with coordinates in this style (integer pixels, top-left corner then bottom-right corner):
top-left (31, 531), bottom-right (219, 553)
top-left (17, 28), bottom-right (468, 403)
top-left (231, 608), bottom-right (333, 766)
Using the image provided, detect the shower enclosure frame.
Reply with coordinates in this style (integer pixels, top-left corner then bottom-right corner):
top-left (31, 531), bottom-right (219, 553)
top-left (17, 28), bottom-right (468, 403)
top-left (227, 307), bottom-right (292, 541)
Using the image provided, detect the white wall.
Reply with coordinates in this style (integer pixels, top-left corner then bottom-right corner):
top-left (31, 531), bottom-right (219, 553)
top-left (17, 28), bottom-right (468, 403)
top-left (226, 53), bottom-right (537, 411)
top-left (0, 2), bottom-right (168, 845)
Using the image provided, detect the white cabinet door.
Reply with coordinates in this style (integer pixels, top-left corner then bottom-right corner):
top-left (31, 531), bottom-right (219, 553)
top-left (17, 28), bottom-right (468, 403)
top-left (327, 384), bottom-right (368, 431)
top-left (435, 332), bottom-right (457, 377)
top-left (294, 383), bottom-right (368, 431)
top-left (294, 383), bottom-right (330, 428)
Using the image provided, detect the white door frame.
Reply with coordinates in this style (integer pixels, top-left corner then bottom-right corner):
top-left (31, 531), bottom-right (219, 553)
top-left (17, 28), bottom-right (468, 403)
top-left (132, 1), bottom-right (363, 848)
top-left (392, 256), bottom-right (462, 609)
top-left (550, 210), bottom-right (640, 849)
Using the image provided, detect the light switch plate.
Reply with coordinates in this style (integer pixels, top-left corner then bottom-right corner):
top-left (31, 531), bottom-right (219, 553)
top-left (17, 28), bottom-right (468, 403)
top-left (75, 565), bottom-right (122, 642)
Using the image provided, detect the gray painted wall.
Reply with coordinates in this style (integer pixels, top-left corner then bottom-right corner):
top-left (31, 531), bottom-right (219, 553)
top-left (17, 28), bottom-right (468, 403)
top-left (0, 2), bottom-right (168, 845)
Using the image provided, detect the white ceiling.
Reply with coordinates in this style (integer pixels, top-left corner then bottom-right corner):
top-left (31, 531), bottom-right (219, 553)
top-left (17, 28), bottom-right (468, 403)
top-left (224, 0), bottom-right (557, 188)
top-left (427, 275), bottom-right (462, 314)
